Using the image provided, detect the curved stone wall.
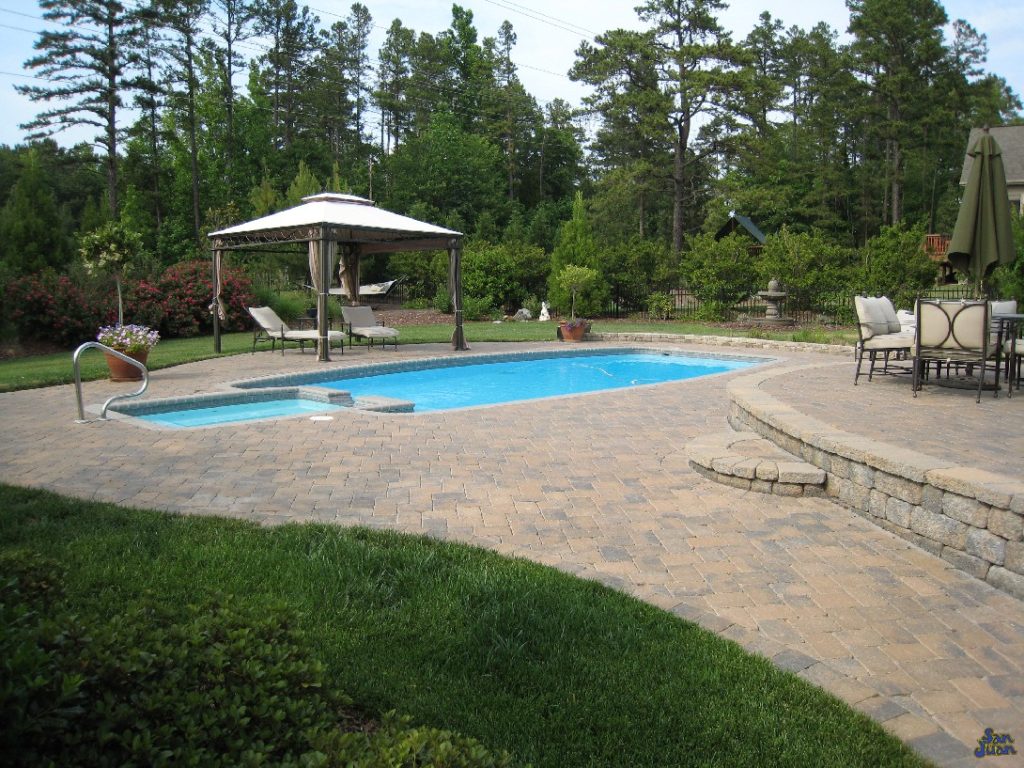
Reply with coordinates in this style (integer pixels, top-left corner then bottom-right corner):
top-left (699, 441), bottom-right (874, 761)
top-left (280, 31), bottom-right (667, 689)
top-left (727, 364), bottom-right (1024, 600)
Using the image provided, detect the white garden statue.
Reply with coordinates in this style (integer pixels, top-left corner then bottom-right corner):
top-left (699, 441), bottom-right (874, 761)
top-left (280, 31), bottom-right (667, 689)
top-left (539, 301), bottom-right (550, 321)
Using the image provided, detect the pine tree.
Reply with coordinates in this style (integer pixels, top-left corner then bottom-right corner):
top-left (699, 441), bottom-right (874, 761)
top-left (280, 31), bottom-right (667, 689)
top-left (19, 0), bottom-right (148, 218)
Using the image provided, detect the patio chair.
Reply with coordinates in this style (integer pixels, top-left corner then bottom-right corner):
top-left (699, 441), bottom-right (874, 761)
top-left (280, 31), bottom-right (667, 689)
top-left (341, 305), bottom-right (400, 350)
top-left (853, 295), bottom-right (915, 385)
top-left (912, 299), bottom-right (995, 403)
top-left (991, 300), bottom-right (1021, 394)
top-left (247, 306), bottom-right (344, 356)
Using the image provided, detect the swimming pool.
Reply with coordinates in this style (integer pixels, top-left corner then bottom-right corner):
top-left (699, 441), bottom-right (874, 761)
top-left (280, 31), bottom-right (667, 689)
top-left (136, 398), bottom-right (347, 428)
top-left (236, 348), bottom-right (762, 414)
top-left (328, 352), bottom-right (752, 411)
top-left (111, 348), bottom-right (764, 427)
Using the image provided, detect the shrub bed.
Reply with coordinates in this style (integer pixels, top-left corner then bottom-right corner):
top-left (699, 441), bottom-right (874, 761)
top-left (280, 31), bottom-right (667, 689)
top-left (5, 261), bottom-right (254, 347)
top-left (0, 550), bottom-right (515, 768)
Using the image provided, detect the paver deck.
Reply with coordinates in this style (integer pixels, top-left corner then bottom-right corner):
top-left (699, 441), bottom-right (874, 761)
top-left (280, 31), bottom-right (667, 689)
top-left (1, 339), bottom-right (1022, 767)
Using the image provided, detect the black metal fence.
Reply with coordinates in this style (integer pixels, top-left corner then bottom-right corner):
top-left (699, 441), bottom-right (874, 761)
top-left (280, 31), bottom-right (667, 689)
top-left (601, 282), bottom-right (979, 325)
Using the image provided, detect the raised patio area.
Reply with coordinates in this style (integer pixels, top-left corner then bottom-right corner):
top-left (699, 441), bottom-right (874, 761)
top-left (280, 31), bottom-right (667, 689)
top-left (2, 338), bottom-right (1023, 767)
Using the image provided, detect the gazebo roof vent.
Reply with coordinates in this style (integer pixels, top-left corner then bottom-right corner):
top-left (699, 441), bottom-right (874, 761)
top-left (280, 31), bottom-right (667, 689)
top-left (302, 192), bottom-right (374, 206)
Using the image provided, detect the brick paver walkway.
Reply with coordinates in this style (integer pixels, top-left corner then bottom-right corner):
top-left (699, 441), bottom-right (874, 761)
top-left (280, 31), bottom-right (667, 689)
top-left (2, 340), bottom-right (1022, 766)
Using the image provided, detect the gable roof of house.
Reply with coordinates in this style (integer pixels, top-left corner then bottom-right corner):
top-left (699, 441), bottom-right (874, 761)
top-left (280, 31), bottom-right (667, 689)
top-left (714, 214), bottom-right (767, 244)
top-left (959, 125), bottom-right (1024, 186)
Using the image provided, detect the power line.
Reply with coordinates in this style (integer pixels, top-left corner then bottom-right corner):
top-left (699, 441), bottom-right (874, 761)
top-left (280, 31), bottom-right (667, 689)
top-left (479, 0), bottom-right (595, 39)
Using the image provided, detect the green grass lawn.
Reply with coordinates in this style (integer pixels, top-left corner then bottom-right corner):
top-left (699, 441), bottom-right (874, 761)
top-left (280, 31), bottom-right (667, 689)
top-left (0, 320), bottom-right (856, 393)
top-left (0, 484), bottom-right (929, 767)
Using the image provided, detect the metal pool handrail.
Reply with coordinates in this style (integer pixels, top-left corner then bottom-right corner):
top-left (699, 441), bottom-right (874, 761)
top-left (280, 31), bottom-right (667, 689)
top-left (73, 342), bottom-right (149, 422)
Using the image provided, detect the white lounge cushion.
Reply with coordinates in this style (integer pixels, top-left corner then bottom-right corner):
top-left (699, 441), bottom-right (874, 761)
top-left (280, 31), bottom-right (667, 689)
top-left (341, 305), bottom-right (400, 343)
top-left (248, 306), bottom-right (343, 345)
top-left (249, 306), bottom-right (292, 335)
top-left (349, 325), bottom-right (400, 339)
top-left (284, 329), bottom-right (345, 342)
top-left (991, 300), bottom-right (1018, 316)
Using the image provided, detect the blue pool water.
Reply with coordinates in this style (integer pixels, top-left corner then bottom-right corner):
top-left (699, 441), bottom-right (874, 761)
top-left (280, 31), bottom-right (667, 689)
top-left (325, 352), bottom-right (754, 412)
top-left (137, 398), bottom-right (346, 428)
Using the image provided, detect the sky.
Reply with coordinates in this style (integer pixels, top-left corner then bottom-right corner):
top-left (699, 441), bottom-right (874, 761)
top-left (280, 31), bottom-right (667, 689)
top-left (0, 0), bottom-right (1021, 149)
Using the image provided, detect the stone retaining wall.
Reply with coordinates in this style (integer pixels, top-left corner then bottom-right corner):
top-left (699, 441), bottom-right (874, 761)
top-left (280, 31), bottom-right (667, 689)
top-left (727, 365), bottom-right (1024, 600)
top-left (588, 332), bottom-right (851, 356)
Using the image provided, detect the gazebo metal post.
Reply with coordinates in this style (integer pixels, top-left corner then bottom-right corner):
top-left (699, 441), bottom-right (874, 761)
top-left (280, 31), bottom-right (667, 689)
top-left (211, 246), bottom-right (221, 353)
top-left (317, 225), bottom-right (331, 362)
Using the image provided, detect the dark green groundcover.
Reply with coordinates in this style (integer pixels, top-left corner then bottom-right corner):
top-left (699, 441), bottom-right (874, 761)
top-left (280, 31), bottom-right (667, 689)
top-left (0, 484), bottom-right (932, 767)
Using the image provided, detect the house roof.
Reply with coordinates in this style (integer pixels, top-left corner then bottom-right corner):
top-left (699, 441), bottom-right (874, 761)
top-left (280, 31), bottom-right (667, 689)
top-left (714, 214), bottom-right (767, 244)
top-left (959, 125), bottom-right (1024, 187)
top-left (209, 193), bottom-right (461, 251)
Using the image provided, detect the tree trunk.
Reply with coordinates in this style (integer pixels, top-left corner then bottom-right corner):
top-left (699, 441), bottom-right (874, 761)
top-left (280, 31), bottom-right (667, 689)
top-left (672, 116), bottom-right (689, 254)
top-left (186, 44), bottom-right (201, 246)
top-left (891, 139), bottom-right (903, 224)
top-left (225, 39), bottom-right (235, 185)
top-left (105, 18), bottom-right (119, 219)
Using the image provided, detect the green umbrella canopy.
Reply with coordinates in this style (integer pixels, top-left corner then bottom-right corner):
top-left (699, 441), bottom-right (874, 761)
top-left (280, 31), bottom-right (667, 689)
top-left (947, 131), bottom-right (1016, 288)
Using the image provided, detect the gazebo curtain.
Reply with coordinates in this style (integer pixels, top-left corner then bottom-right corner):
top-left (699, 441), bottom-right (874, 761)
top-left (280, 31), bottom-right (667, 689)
top-left (210, 249), bottom-right (226, 321)
top-left (308, 239), bottom-right (336, 295)
top-left (338, 246), bottom-right (360, 304)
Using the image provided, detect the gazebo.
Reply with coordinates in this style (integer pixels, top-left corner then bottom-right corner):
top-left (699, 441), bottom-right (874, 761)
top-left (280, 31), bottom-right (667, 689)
top-left (208, 193), bottom-right (466, 361)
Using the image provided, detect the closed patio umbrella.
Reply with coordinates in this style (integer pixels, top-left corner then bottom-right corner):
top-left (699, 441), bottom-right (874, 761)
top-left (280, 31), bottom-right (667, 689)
top-left (947, 129), bottom-right (1016, 295)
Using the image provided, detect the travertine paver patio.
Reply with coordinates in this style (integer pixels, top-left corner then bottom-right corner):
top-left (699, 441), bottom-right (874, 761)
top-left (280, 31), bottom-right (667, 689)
top-left (1, 339), bottom-right (1023, 767)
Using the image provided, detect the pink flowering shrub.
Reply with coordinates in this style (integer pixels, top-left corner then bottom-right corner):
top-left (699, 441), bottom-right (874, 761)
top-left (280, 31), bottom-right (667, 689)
top-left (6, 260), bottom-right (254, 348)
top-left (149, 260), bottom-right (254, 337)
top-left (5, 270), bottom-right (111, 347)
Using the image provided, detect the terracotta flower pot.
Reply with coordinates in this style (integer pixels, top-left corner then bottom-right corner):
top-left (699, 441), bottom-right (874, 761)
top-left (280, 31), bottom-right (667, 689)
top-left (559, 323), bottom-right (587, 342)
top-left (104, 350), bottom-right (149, 382)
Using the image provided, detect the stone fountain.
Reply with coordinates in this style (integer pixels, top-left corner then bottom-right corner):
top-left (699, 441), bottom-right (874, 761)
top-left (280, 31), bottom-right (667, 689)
top-left (755, 278), bottom-right (793, 325)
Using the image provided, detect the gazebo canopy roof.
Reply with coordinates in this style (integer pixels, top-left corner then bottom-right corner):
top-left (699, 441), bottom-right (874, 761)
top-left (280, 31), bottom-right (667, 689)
top-left (208, 193), bottom-right (462, 253)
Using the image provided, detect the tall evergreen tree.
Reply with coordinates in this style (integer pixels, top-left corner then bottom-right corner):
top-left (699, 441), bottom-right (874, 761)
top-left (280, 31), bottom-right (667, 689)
top-left (376, 20), bottom-right (416, 152)
top-left (0, 148), bottom-right (70, 274)
top-left (254, 0), bottom-right (319, 151)
top-left (161, 0), bottom-right (210, 246)
top-left (847, 0), bottom-right (950, 225)
top-left (209, 0), bottom-right (258, 190)
top-left (19, 0), bottom-right (148, 218)
top-left (574, 0), bottom-right (741, 252)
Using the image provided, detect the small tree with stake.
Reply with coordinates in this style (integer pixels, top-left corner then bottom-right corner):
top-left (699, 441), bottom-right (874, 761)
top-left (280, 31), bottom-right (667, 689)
top-left (555, 264), bottom-right (598, 321)
top-left (79, 222), bottom-right (144, 326)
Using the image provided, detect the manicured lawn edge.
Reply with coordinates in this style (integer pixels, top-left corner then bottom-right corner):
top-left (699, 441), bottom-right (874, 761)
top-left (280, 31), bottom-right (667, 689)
top-left (0, 484), bottom-right (930, 767)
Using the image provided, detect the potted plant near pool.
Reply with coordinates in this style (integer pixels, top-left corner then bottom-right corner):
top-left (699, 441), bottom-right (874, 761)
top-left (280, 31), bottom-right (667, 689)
top-left (97, 324), bottom-right (160, 381)
top-left (554, 264), bottom-right (597, 342)
top-left (80, 223), bottom-right (159, 381)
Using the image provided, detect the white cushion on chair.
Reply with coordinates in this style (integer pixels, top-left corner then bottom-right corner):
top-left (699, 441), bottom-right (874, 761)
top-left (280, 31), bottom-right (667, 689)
top-left (896, 309), bottom-right (916, 330)
top-left (991, 300), bottom-right (1018, 316)
top-left (855, 296), bottom-right (890, 339)
top-left (862, 330), bottom-right (914, 351)
top-left (874, 297), bottom-right (902, 333)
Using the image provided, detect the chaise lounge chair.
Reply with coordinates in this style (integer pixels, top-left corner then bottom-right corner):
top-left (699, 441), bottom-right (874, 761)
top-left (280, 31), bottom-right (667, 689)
top-left (247, 306), bottom-right (344, 355)
top-left (341, 305), bottom-right (400, 350)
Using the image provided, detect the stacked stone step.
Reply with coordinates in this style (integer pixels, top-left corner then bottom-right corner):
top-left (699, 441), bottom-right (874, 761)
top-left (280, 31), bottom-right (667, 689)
top-left (686, 429), bottom-right (827, 497)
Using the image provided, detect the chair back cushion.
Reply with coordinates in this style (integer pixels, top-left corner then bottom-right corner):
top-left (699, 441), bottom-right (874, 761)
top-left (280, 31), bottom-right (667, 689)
top-left (875, 297), bottom-right (902, 333)
top-left (248, 306), bottom-right (290, 334)
top-left (342, 305), bottom-right (377, 328)
top-left (918, 300), bottom-right (988, 352)
top-left (855, 296), bottom-right (894, 339)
